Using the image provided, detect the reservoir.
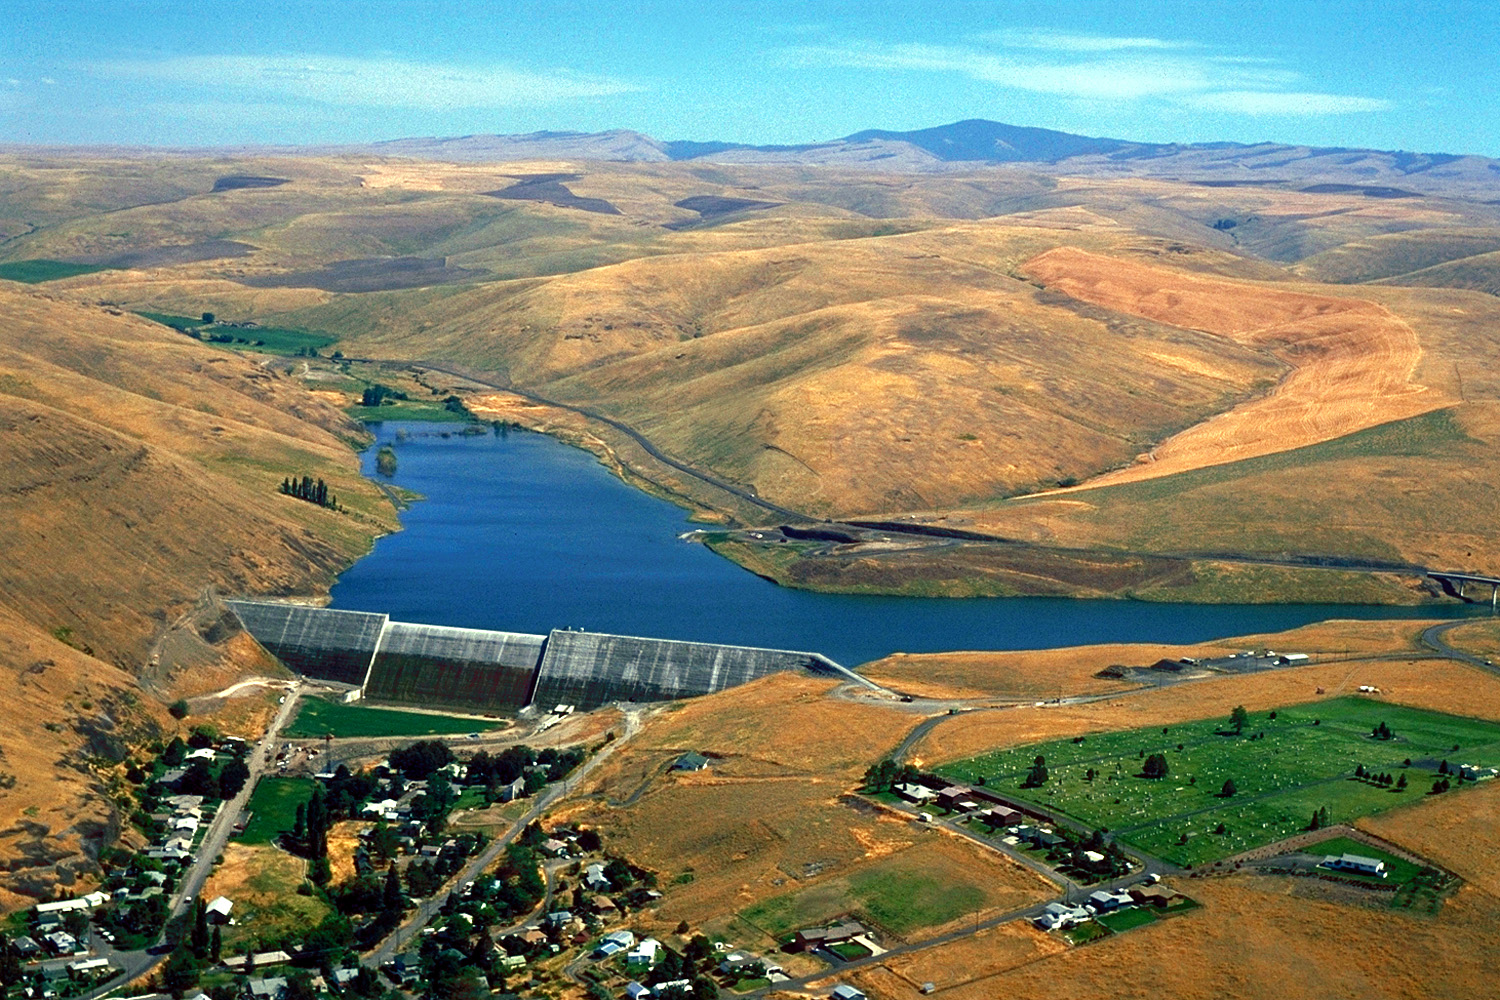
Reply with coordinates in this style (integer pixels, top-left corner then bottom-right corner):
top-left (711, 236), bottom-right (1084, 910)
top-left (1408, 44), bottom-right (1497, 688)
top-left (329, 422), bottom-right (1482, 667)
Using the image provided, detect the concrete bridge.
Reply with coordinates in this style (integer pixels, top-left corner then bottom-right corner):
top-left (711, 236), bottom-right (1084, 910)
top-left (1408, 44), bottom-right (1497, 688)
top-left (1428, 571), bottom-right (1500, 607)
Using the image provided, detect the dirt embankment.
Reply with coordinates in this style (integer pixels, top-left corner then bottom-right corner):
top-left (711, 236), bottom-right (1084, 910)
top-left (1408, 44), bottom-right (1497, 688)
top-left (1023, 246), bottom-right (1451, 488)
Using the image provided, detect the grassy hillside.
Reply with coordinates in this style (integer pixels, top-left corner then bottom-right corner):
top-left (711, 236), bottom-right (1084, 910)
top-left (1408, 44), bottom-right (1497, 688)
top-left (0, 287), bottom-right (396, 903)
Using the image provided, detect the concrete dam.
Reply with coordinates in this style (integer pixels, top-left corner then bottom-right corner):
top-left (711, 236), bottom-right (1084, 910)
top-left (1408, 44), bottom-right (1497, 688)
top-left (226, 601), bottom-right (868, 712)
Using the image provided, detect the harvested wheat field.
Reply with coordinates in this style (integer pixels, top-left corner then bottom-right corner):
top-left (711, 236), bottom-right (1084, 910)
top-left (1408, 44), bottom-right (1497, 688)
top-left (892, 877), bottom-right (1500, 1000)
top-left (1023, 246), bottom-right (1447, 487)
top-left (914, 656), bottom-right (1500, 766)
top-left (848, 919), bottom-right (1065, 996)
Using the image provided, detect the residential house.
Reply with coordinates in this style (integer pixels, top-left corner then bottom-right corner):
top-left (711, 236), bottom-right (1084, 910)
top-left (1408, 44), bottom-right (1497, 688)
top-left (67, 959), bottom-right (111, 978)
top-left (1128, 885), bottom-right (1182, 908)
top-left (542, 910), bottom-right (574, 930)
top-left (626, 938), bottom-right (661, 968)
top-left (671, 753), bottom-right (710, 772)
top-left (246, 978), bottom-right (288, 999)
top-left (717, 953), bottom-right (763, 976)
top-left (185, 748), bottom-right (217, 763)
top-left (206, 896), bottom-right (234, 924)
top-left (590, 895), bottom-right (619, 916)
top-left (496, 777), bottom-right (526, 802)
top-left (583, 863), bottom-right (611, 892)
top-left (625, 983), bottom-right (651, 1000)
top-left (12, 936), bottom-right (40, 957)
top-left (1085, 890), bottom-right (1133, 914)
top-left (892, 783), bottom-right (937, 804)
top-left (1323, 853), bottom-right (1387, 877)
top-left (601, 930), bottom-right (636, 950)
top-left (830, 986), bottom-right (868, 1000)
top-left (1032, 902), bottom-right (1090, 931)
top-left (1460, 764), bottom-right (1499, 781)
top-left (791, 922), bottom-right (864, 952)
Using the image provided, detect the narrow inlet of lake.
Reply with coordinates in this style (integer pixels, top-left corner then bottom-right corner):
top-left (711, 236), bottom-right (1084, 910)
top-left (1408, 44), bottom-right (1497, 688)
top-left (329, 423), bottom-right (1480, 667)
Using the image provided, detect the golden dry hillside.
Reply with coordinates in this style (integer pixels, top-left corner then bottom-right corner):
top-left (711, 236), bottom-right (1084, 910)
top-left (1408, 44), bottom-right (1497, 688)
top-left (9, 151), bottom-right (1498, 601)
top-left (0, 286), bottom-right (394, 900)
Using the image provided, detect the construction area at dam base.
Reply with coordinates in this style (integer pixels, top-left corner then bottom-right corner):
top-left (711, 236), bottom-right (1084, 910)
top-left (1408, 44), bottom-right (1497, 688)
top-left (226, 601), bottom-right (864, 713)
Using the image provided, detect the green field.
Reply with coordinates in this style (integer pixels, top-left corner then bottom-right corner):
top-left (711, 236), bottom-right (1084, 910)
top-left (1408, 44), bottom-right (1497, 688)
top-left (136, 312), bottom-right (338, 355)
top-left (936, 698), bottom-right (1500, 867)
top-left (349, 400), bottom-right (477, 423)
top-left (239, 778), bottom-right (316, 845)
top-left (0, 259), bottom-right (109, 283)
top-left (284, 696), bottom-right (505, 738)
top-left (739, 856), bottom-right (987, 940)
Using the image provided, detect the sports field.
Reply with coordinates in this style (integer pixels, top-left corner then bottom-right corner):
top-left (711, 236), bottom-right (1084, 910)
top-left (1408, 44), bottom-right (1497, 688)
top-left (936, 698), bottom-right (1500, 866)
top-left (283, 696), bottom-right (506, 738)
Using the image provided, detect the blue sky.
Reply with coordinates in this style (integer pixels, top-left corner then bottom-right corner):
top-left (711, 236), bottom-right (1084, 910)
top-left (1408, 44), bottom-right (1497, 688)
top-left (3, 1), bottom-right (1497, 155)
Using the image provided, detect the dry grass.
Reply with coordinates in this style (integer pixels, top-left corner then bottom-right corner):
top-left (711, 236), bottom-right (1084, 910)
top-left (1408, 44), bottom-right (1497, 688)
top-left (326, 820), bottom-right (371, 884)
top-left (915, 656), bottom-right (1500, 766)
top-left (1359, 775), bottom-right (1500, 898)
top-left (1023, 246), bottom-right (1447, 489)
top-left (200, 843), bottom-right (329, 952)
top-left (850, 920), bottom-right (1064, 996)
top-left (911, 877), bottom-right (1500, 1000)
top-left (563, 674), bottom-right (1049, 943)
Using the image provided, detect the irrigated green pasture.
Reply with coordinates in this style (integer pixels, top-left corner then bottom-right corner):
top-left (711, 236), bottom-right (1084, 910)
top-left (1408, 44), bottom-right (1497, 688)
top-left (936, 698), bottom-right (1500, 867)
top-left (239, 777), bottom-right (315, 845)
top-left (284, 696), bottom-right (505, 738)
top-left (136, 311), bottom-right (337, 355)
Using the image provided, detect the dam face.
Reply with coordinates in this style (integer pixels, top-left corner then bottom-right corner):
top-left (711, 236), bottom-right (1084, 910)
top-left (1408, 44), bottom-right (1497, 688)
top-left (227, 601), bottom-right (864, 712)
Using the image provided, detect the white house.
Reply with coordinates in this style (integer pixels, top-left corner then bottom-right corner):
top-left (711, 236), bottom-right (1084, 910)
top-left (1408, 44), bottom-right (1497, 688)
top-left (1085, 890), bottom-right (1133, 913)
top-left (1323, 853), bottom-right (1387, 877)
top-left (626, 938), bottom-right (661, 968)
top-left (893, 783), bottom-right (937, 804)
top-left (583, 863), bottom-right (611, 892)
top-left (206, 896), bottom-right (234, 924)
top-left (830, 986), bottom-right (868, 1000)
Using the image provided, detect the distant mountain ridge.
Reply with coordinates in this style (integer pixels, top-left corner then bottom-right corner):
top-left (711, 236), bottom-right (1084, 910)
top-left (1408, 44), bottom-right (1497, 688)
top-left (355, 119), bottom-right (1500, 199)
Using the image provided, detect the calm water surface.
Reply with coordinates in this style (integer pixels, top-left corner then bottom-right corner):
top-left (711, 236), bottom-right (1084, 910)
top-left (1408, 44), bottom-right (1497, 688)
top-left (329, 423), bottom-right (1482, 666)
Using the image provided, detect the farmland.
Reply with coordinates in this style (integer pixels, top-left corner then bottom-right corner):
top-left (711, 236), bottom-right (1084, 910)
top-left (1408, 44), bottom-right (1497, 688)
top-left (0, 259), bottom-right (109, 283)
top-left (283, 696), bottom-right (506, 738)
top-left (936, 698), bottom-right (1500, 866)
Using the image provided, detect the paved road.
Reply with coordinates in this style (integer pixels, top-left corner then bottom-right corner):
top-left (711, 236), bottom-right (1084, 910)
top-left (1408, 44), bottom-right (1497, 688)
top-left (1421, 620), bottom-right (1497, 675)
top-left (364, 707), bottom-right (646, 968)
top-left (86, 682), bottom-right (307, 999)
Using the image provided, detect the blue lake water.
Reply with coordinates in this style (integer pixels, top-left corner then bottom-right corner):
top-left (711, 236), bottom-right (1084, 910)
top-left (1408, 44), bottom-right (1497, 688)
top-left (329, 422), bottom-right (1483, 667)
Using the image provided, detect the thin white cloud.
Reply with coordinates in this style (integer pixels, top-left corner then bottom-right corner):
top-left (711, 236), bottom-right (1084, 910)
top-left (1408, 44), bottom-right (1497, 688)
top-left (92, 54), bottom-right (639, 110)
top-left (1187, 90), bottom-right (1392, 115)
top-left (784, 37), bottom-right (1387, 117)
top-left (983, 30), bottom-right (1196, 52)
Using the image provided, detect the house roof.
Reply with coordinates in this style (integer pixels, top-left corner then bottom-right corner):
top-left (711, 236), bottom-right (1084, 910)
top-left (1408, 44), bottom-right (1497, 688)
top-left (206, 896), bottom-right (233, 916)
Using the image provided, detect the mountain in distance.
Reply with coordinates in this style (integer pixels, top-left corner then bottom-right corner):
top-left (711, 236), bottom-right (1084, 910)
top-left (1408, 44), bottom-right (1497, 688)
top-left (357, 118), bottom-right (1500, 199)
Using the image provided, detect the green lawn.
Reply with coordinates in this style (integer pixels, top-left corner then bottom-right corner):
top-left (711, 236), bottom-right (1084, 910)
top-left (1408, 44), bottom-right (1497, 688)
top-left (935, 698), bottom-right (1500, 867)
top-left (284, 696), bottom-right (505, 739)
top-left (0, 259), bottom-right (109, 283)
top-left (1097, 907), bottom-right (1158, 932)
top-left (239, 778), bottom-right (315, 845)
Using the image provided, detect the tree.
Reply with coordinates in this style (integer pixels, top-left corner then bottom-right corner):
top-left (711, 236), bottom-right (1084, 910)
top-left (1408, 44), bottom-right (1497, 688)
top-left (190, 899), bottom-right (209, 958)
top-left (218, 759), bottom-right (251, 799)
top-left (1230, 706), bottom-right (1249, 734)
top-left (162, 946), bottom-right (201, 994)
top-left (210, 926), bottom-right (221, 963)
top-left (382, 863), bottom-right (404, 914)
top-left (1141, 753), bottom-right (1169, 780)
top-left (1219, 778), bottom-right (1237, 798)
top-left (162, 737), bottom-right (187, 766)
top-left (169, 699), bottom-right (190, 720)
top-left (178, 761), bottom-right (216, 797)
top-left (1397, 772), bottom-right (1408, 790)
top-left (1023, 755), bottom-right (1049, 788)
top-left (201, 312), bottom-right (216, 324)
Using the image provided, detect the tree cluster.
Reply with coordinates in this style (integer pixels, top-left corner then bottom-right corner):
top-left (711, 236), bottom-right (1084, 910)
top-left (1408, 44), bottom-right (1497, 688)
top-left (1371, 721), bottom-right (1395, 740)
top-left (1308, 805), bottom-right (1332, 830)
top-left (360, 384), bottom-right (408, 407)
top-left (1141, 753), bottom-right (1170, 780)
top-left (280, 475), bottom-right (337, 509)
top-left (861, 759), bottom-right (920, 792)
top-left (389, 741), bottom-right (455, 780)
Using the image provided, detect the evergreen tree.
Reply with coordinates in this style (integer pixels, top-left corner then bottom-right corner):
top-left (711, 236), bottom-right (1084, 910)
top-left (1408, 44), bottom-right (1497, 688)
top-left (191, 899), bottom-right (209, 958)
top-left (382, 863), bottom-right (404, 914)
top-left (1220, 778), bottom-right (1237, 797)
top-left (1023, 755), bottom-right (1049, 788)
top-left (211, 926), bottom-right (222, 963)
top-left (1230, 705), bottom-right (1249, 734)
